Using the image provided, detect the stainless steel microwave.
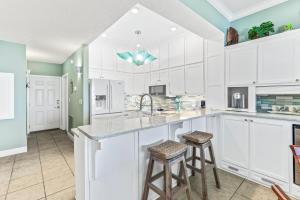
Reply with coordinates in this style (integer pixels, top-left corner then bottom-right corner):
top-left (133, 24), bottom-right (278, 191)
top-left (149, 85), bottom-right (166, 96)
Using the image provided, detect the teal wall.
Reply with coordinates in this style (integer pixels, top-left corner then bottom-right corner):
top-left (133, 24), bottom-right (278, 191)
top-left (0, 40), bottom-right (27, 151)
top-left (27, 61), bottom-right (63, 76)
top-left (63, 46), bottom-right (89, 130)
top-left (180, 0), bottom-right (230, 34)
top-left (231, 0), bottom-right (300, 42)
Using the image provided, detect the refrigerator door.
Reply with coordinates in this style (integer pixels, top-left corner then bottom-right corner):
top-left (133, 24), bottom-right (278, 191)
top-left (91, 79), bottom-right (110, 115)
top-left (109, 80), bottom-right (125, 113)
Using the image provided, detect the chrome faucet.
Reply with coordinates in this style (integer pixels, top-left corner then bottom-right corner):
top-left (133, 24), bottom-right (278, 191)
top-left (140, 94), bottom-right (153, 115)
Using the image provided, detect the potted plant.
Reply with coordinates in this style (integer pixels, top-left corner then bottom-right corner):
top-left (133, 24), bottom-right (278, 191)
top-left (248, 21), bottom-right (275, 40)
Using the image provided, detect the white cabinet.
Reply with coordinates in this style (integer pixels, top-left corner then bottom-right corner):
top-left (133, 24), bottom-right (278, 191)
top-left (159, 43), bottom-right (169, 70)
top-left (185, 33), bottom-right (204, 64)
top-left (139, 125), bottom-right (169, 200)
top-left (207, 40), bottom-right (223, 58)
top-left (102, 43), bottom-right (117, 71)
top-left (74, 129), bottom-right (89, 200)
top-left (207, 55), bottom-right (224, 87)
top-left (133, 73), bottom-right (146, 95)
top-left (258, 37), bottom-right (296, 84)
top-left (119, 73), bottom-right (134, 95)
top-left (150, 48), bottom-right (159, 71)
top-left (150, 71), bottom-right (160, 85)
top-left (169, 67), bottom-right (185, 95)
top-left (159, 69), bottom-right (169, 84)
top-left (185, 63), bottom-right (204, 95)
top-left (221, 115), bottom-right (249, 169)
top-left (249, 118), bottom-right (290, 182)
top-left (91, 132), bottom-right (138, 200)
top-left (88, 41), bottom-right (102, 69)
top-left (169, 36), bottom-right (185, 68)
top-left (226, 44), bottom-right (257, 85)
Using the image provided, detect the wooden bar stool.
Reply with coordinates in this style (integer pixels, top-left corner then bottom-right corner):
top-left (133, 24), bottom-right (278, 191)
top-left (271, 185), bottom-right (291, 200)
top-left (142, 140), bottom-right (192, 200)
top-left (183, 131), bottom-right (221, 200)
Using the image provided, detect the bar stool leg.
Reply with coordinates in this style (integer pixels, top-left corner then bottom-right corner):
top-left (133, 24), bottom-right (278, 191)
top-left (208, 141), bottom-right (221, 189)
top-left (142, 156), bottom-right (154, 200)
top-left (191, 147), bottom-right (196, 176)
top-left (165, 162), bottom-right (173, 200)
top-left (200, 145), bottom-right (208, 200)
top-left (182, 159), bottom-right (192, 200)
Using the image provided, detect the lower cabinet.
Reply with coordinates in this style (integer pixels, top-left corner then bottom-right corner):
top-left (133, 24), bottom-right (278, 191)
top-left (138, 125), bottom-right (169, 200)
top-left (220, 115), bottom-right (292, 191)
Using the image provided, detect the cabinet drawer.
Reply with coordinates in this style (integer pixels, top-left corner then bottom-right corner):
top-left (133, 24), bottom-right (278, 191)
top-left (221, 161), bottom-right (248, 178)
top-left (291, 183), bottom-right (300, 199)
top-left (249, 171), bottom-right (289, 192)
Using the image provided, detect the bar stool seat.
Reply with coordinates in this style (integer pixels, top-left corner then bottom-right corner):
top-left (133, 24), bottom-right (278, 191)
top-left (183, 131), bottom-right (213, 144)
top-left (149, 140), bottom-right (187, 160)
top-left (183, 131), bottom-right (220, 200)
top-left (142, 140), bottom-right (192, 200)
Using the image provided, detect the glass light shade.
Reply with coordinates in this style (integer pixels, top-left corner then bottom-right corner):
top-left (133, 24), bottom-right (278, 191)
top-left (117, 50), bottom-right (157, 66)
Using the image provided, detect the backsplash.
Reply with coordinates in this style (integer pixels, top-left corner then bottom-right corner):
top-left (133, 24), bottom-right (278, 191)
top-left (125, 95), bottom-right (205, 112)
top-left (256, 95), bottom-right (300, 115)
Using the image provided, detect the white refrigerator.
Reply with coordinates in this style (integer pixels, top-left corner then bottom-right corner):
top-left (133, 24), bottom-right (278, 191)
top-left (90, 79), bottom-right (125, 115)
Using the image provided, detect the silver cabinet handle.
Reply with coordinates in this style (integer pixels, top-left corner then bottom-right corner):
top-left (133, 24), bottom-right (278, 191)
top-left (296, 79), bottom-right (300, 82)
top-left (244, 119), bottom-right (248, 122)
top-left (110, 85), bottom-right (112, 110)
top-left (252, 81), bottom-right (256, 84)
top-left (228, 166), bottom-right (239, 172)
top-left (261, 177), bottom-right (274, 184)
top-left (249, 119), bottom-right (254, 122)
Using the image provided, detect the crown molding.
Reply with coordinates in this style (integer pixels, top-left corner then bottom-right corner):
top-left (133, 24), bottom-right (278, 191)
top-left (207, 0), bottom-right (288, 22)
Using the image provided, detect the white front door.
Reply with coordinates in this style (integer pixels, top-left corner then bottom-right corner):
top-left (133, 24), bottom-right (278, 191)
top-left (29, 75), bottom-right (61, 132)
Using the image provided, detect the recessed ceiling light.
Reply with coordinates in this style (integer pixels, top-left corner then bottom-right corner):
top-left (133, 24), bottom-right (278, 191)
top-left (101, 33), bottom-right (107, 38)
top-left (131, 7), bottom-right (139, 14)
top-left (70, 59), bottom-right (74, 64)
top-left (136, 44), bottom-right (141, 48)
top-left (170, 27), bottom-right (177, 32)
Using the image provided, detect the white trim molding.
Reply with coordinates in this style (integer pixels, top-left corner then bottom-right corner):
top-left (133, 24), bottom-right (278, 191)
top-left (0, 146), bottom-right (27, 157)
top-left (207, 0), bottom-right (288, 22)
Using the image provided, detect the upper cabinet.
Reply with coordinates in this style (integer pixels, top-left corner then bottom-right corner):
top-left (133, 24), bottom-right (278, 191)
top-left (169, 67), bottom-right (185, 95)
top-left (185, 33), bottom-right (204, 65)
top-left (150, 48), bottom-right (159, 71)
top-left (169, 36), bottom-right (185, 68)
top-left (159, 43), bottom-right (169, 70)
top-left (185, 63), bottom-right (204, 95)
top-left (226, 44), bottom-right (257, 86)
top-left (102, 43), bottom-right (117, 71)
top-left (258, 36), bottom-right (297, 84)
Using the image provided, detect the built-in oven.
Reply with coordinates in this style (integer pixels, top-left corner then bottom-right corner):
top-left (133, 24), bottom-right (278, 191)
top-left (149, 85), bottom-right (167, 96)
top-left (293, 124), bottom-right (300, 185)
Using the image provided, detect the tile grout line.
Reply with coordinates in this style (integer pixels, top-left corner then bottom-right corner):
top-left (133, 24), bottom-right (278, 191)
top-left (51, 131), bottom-right (74, 176)
top-left (229, 178), bottom-right (245, 200)
top-left (36, 134), bottom-right (47, 199)
top-left (44, 185), bottom-right (74, 198)
top-left (4, 154), bottom-right (16, 200)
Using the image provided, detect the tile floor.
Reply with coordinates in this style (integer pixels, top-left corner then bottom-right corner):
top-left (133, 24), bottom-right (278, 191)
top-left (0, 129), bottom-right (294, 200)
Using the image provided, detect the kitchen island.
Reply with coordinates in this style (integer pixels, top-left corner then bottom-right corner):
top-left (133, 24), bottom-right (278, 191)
top-left (73, 109), bottom-right (300, 200)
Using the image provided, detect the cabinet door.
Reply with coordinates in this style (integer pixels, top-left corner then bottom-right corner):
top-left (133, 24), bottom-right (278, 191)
top-left (169, 36), bottom-right (185, 68)
top-left (159, 43), bottom-right (169, 70)
top-left (144, 73), bottom-right (151, 93)
top-left (185, 33), bottom-right (204, 64)
top-left (119, 72), bottom-right (134, 95)
top-left (139, 125), bottom-right (169, 200)
top-left (258, 37), bottom-right (296, 84)
top-left (159, 69), bottom-right (169, 84)
top-left (92, 132), bottom-right (138, 200)
top-left (207, 40), bottom-right (224, 58)
top-left (150, 71), bottom-right (160, 85)
top-left (150, 48), bottom-right (159, 71)
top-left (169, 67), bottom-right (185, 95)
top-left (102, 44), bottom-right (117, 71)
top-left (185, 63), bottom-right (204, 95)
top-left (133, 73), bottom-right (145, 95)
top-left (249, 118), bottom-right (290, 182)
top-left (88, 41), bottom-right (102, 69)
top-left (221, 115), bottom-right (249, 168)
top-left (226, 45), bottom-right (257, 85)
top-left (207, 55), bottom-right (224, 87)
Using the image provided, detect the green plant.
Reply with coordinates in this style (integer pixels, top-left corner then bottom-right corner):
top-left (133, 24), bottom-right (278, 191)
top-left (248, 21), bottom-right (275, 40)
top-left (283, 23), bottom-right (293, 31)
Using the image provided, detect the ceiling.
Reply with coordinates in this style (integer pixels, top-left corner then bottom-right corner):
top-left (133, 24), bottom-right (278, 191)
top-left (101, 5), bottom-right (188, 49)
top-left (0, 0), bottom-right (223, 64)
top-left (207, 0), bottom-right (288, 21)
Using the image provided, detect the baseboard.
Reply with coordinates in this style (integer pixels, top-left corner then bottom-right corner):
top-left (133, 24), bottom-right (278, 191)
top-left (67, 131), bottom-right (74, 142)
top-left (0, 146), bottom-right (27, 157)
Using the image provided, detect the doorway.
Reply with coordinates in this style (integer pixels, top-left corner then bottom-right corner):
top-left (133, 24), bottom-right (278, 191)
top-left (29, 75), bottom-right (61, 132)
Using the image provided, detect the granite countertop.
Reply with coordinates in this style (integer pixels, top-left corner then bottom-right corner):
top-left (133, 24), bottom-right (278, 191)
top-left (78, 109), bottom-right (300, 141)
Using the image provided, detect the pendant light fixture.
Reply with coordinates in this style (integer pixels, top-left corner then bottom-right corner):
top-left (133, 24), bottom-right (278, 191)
top-left (117, 30), bottom-right (157, 66)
